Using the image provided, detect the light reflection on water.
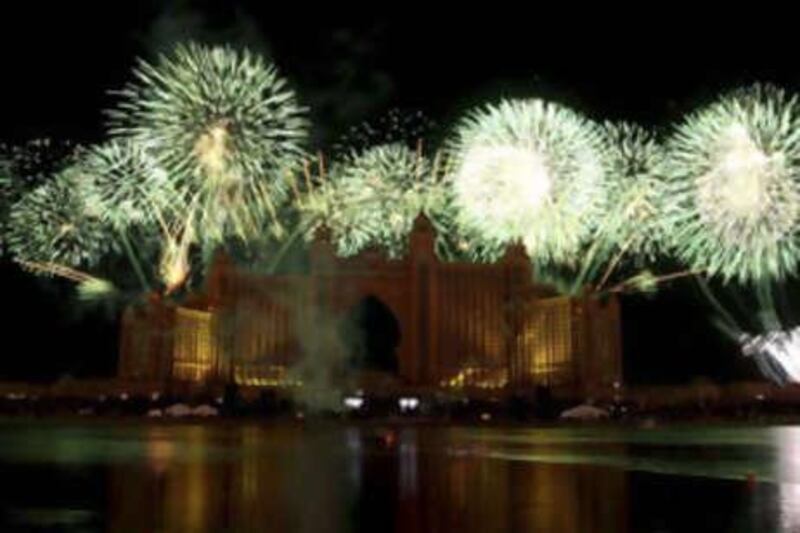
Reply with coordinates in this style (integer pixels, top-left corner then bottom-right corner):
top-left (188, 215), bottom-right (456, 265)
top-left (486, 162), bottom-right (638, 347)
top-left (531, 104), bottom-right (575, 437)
top-left (0, 421), bottom-right (798, 532)
top-left (776, 427), bottom-right (800, 532)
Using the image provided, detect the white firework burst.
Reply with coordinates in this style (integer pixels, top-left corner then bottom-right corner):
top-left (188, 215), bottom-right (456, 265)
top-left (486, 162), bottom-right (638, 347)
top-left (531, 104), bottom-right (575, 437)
top-left (448, 98), bottom-right (609, 265)
top-left (667, 85), bottom-right (800, 282)
top-left (741, 325), bottom-right (800, 384)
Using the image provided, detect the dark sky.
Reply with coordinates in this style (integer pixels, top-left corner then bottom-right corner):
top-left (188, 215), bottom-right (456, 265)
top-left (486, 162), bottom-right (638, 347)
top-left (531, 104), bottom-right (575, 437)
top-left (2, 2), bottom-right (798, 142)
top-left (0, 2), bottom-right (791, 382)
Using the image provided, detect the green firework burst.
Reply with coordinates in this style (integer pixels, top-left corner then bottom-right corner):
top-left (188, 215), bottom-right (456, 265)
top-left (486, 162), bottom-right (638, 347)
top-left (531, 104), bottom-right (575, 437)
top-left (78, 139), bottom-right (182, 230)
top-left (7, 167), bottom-right (114, 268)
top-left (108, 42), bottom-right (309, 203)
top-left (300, 144), bottom-right (450, 258)
top-left (599, 121), bottom-right (671, 261)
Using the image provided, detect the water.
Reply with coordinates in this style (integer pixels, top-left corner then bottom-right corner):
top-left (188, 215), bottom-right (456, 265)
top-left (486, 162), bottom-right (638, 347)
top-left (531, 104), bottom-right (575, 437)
top-left (1, 420), bottom-right (799, 532)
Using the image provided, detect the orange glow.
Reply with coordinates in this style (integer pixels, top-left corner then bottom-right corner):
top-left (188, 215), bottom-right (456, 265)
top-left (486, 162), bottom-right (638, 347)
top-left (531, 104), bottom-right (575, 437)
top-left (512, 297), bottom-right (573, 387)
top-left (235, 365), bottom-right (302, 387)
top-left (172, 308), bottom-right (218, 381)
top-left (439, 366), bottom-right (508, 390)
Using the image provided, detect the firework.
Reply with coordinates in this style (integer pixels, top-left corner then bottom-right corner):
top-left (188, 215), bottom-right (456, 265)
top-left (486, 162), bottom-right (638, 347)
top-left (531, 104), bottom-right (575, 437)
top-left (77, 277), bottom-right (118, 303)
top-left (78, 139), bottom-right (181, 230)
top-left (300, 144), bottom-right (449, 258)
top-left (667, 84), bottom-right (800, 283)
top-left (597, 122), bottom-right (670, 262)
top-left (333, 109), bottom-right (436, 155)
top-left (194, 169), bottom-right (284, 246)
top-left (741, 326), bottom-right (800, 384)
top-left (434, 184), bottom-right (508, 263)
top-left (0, 138), bottom-right (83, 194)
top-left (159, 232), bottom-right (192, 295)
top-left (0, 154), bottom-right (11, 187)
top-left (0, 157), bottom-right (11, 251)
top-left (448, 99), bottom-right (608, 265)
top-left (108, 42), bottom-right (308, 207)
top-left (1, 139), bottom-right (84, 254)
top-left (7, 167), bottom-right (114, 268)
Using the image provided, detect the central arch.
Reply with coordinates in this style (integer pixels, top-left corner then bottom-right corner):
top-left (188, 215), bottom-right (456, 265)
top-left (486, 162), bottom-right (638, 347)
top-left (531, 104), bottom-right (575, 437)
top-left (340, 295), bottom-right (401, 374)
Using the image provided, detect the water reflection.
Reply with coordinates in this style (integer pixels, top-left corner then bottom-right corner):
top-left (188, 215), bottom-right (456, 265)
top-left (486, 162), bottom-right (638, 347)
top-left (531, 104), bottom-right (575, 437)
top-left (1, 422), bottom-right (799, 531)
top-left (113, 425), bottom-right (628, 531)
top-left (774, 427), bottom-right (800, 532)
top-left (107, 425), bottom-right (358, 531)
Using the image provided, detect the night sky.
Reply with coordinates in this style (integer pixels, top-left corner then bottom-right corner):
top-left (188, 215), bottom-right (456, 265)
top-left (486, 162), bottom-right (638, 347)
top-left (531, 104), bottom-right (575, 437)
top-left (1, 2), bottom-right (792, 383)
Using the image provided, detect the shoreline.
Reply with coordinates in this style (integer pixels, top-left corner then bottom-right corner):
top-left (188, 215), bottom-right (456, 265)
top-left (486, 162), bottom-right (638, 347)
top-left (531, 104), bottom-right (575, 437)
top-left (3, 414), bottom-right (800, 428)
top-left (1, 378), bottom-right (800, 424)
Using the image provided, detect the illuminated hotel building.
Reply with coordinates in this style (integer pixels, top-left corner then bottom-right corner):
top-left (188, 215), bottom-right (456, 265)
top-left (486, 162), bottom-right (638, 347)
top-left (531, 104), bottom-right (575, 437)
top-left (119, 214), bottom-right (622, 398)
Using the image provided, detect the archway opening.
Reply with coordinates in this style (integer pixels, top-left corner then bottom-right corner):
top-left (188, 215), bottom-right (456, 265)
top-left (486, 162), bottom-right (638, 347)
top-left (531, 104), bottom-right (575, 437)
top-left (340, 296), bottom-right (401, 374)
